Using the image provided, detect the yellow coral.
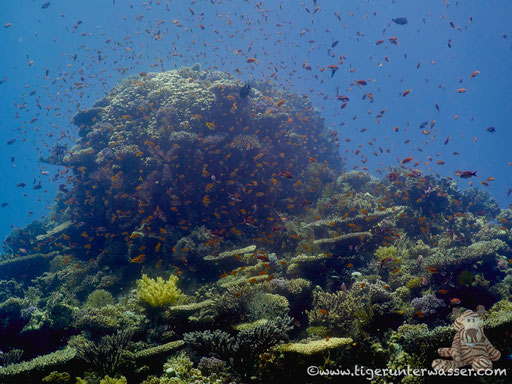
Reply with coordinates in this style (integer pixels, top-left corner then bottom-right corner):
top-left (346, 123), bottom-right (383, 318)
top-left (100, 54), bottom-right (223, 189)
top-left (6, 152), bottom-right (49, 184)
top-left (277, 337), bottom-right (352, 355)
top-left (99, 376), bottom-right (127, 384)
top-left (406, 277), bottom-right (423, 289)
top-left (136, 274), bottom-right (184, 307)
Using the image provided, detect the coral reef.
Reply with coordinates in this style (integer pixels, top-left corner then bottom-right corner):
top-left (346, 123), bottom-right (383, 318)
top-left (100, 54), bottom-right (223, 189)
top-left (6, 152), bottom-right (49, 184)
top-left (1, 69), bottom-right (512, 383)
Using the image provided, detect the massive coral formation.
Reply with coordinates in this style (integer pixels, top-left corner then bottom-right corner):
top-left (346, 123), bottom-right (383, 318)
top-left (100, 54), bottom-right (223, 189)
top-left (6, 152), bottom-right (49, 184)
top-left (23, 68), bottom-right (341, 271)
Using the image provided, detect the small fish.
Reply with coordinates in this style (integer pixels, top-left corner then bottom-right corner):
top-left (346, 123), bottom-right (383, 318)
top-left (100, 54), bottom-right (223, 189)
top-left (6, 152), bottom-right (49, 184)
top-left (41, 2), bottom-right (51, 9)
top-left (129, 254), bottom-right (145, 263)
top-left (450, 297), bottom-right (461, 305)
top-left (246, 57), bottom-right (258, 63)
top-left (486, 126), bottom-right (496, 133)
top-left (387, 172), bottom-right (399, 181)
top-left (427, 267), bottom-right (438, 273)
top-left (392, 17), bottom-right (408, 25)
top-left (456, 88), bottom-right (467, 93)
top-left (331, 40), bottom-right (339, 48)
top-left (388, 36), bottom-right (398, 45)
top-left (239, 82), bottom-right (251, 98)
top-left (455, 170), bottom-right (478, 179)
top-left (469, 70), bottom-right (480, 79)
top-left (7, 139), bottom-right (16, 145)
top-left (438, 289), bottom-right (448, 294)
top-left (327, 64), bottom-right (339, 77)
top-left (278, 171), bottom-right (293, 179)
top-left (379, 257), bottom-right (393, 269)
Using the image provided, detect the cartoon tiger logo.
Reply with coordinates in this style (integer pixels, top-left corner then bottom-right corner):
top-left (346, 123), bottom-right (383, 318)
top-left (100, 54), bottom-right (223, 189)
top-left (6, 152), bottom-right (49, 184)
top-left (432, 305), bottom-right (501, 371)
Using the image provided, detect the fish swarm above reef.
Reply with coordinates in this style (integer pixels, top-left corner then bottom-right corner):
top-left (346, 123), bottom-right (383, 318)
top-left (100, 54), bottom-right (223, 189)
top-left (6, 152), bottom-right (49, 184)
top-left (28, 68), bottom-right (341, 262)
top-left (1, 67), bottom-right (512, 384)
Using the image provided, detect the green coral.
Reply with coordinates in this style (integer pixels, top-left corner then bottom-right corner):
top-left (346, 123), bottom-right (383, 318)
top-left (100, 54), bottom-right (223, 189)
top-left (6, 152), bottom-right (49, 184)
top-left (277, 337), bottom-right (352, 355)
top-left (42, 371), bottom-right (71, 384)
top-left (133, 340), bottom-right (185, 360)
top-left (374, 245), bottom-right (398, 261)
top-left (72, 304), bottom-right (146, 333)
top-left (484, 300), bottom-right (512, 328)
top-left (137, 274), bottom-right (185, 307)
top-left (286, 278), bottom-right (311, 294)
top-left (161, 353), bottom-right (224, 384)
top-left (0, 348), bottom-right (75, 382)
top-left (86, 289), bottom-right (114, 308)
top-left (405, 277), bottom-right (423, 289)
top-left (307, 288), bottom-right (370, 338)
top-left (99, 376), bottom-right (127, 384)
top-left (245, 293), bottom-right (289, 321)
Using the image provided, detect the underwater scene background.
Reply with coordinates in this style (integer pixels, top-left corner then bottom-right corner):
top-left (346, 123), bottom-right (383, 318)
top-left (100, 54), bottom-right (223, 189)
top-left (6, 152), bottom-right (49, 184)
top-left (1, 1), bottom-right (512, 383)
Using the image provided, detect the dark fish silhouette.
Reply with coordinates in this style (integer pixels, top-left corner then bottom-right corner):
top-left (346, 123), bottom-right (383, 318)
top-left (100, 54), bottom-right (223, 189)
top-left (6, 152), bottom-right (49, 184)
top-left (456, 170), bottom-right (478, 179)
top-left (41, 2), bottom-right (51, 9)
top-left (392, 17), bottom-right (408, 25)
top-left (239, 82), bottom-right (251, 99)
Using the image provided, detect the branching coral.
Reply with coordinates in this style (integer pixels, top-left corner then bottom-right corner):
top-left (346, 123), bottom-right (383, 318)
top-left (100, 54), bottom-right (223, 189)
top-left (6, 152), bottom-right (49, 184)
top-left (69, 330), bottom-right (132, 376)
top-left (184, 316), bottom-right (293, 379)
top-left (307, 288), bottom-right (370, 338)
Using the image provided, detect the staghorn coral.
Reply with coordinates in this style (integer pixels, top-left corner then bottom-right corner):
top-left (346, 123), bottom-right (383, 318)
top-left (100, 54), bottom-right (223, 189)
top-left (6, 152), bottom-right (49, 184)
top-left (184, 316), bottom-right (293, 379)
top-left (69, 330), bottom-right (132, 376)
top-left (136, 274), bottom-right (185, 308)
top-left (307, 288), bottom-right (370, 338)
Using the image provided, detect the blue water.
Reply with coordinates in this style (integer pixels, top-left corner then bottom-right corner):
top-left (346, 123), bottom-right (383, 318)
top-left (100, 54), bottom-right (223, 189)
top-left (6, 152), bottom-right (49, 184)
top-left (1, 0), bottom-right (511, 249)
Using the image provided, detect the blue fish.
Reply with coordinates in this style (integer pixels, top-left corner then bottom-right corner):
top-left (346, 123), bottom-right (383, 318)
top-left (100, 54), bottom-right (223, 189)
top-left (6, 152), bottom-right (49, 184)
top-left (392, 17), bottom-right (408, 25)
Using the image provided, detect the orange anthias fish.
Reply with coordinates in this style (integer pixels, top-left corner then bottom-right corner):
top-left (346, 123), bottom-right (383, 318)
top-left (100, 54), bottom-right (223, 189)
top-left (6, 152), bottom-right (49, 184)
top-left (450, 297), bottom-right (461, 305)
top-left (130, 254), bottom-right (145, 263)
top-left (469, 70), bottom-right (480, 79)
